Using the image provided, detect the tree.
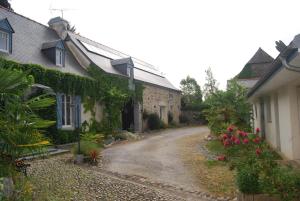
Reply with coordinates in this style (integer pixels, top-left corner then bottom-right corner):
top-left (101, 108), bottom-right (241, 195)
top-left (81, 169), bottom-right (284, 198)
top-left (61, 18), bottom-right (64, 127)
top-left (180, 75), bottom-right (203, 109)
top-left (203, 67), bottom-right (218, 99)
top-left (0, 0), bottom-right (12, 10)
top-left (0, 68), bottom-right (55, 198)
top-left (204, 79), bottom-right (251, 134)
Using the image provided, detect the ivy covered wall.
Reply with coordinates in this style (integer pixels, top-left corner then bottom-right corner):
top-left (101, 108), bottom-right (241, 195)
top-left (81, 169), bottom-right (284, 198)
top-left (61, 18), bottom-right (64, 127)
top-left (0, 57), bottom-right (144, 140)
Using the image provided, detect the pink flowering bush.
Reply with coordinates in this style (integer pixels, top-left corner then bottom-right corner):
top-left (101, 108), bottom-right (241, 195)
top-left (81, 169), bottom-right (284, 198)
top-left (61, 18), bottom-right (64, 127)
top-left (215, 126), bottom-right (300, 200)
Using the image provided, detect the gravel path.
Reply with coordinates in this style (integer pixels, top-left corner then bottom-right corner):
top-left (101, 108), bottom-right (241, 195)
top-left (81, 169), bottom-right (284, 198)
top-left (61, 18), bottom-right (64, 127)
top-left (28, 127), bottom-right (234, 201)
top-left (102, 127), bottom-right (209, 193)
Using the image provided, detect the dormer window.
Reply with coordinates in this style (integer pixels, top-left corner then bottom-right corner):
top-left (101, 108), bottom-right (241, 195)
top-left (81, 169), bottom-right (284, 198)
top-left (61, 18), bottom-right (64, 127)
top-left (42, 40), bottom-right (65, 67)
top-left (56, 48), bottom-right (63, 66)
top-left (0, 30), bottom-right (9, 53)
top-left (0, 18), bottom-right (14, 54)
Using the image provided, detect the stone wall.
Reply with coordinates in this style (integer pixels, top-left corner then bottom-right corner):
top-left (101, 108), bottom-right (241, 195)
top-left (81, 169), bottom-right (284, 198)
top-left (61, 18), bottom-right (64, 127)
top-left (142, 84), bottom-right (181, 125)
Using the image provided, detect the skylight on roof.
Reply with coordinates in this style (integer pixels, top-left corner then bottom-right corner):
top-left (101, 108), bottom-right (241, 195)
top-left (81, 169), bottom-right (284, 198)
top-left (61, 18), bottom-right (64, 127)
top-left (79, 39), bottom-right (164, 77)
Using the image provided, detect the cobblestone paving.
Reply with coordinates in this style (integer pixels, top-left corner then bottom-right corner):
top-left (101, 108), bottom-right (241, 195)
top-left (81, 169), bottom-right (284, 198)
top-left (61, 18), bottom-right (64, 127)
top-left (29, 155), bottom-right (188, 201)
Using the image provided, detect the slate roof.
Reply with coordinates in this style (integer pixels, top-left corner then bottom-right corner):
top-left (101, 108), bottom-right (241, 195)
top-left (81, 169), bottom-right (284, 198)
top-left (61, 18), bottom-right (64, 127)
top-left (0, 6), bottom-right (179, 91)
top-left (68, 32), bottom-right (179, 91)
top-left (0, 6), bottom-right (87, 76)
top-left (237, 48), bottom-right (274, 79)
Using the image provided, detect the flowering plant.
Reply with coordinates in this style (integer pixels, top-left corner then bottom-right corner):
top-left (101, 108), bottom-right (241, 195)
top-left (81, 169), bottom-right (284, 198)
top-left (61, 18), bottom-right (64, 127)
top-left (215, 126), bottom-right (300, 200)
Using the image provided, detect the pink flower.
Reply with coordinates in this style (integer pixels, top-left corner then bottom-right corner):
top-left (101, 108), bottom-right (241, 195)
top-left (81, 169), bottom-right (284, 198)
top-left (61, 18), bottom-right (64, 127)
top-left (243, 138), bottom-right (249, 144)
top-left (256, 128), bottom-right (260, 134)
top-left (231, 135), bottom-right (236, 142)
top-left (256, 148), bottom-right (262, 156)
top-left (253, 137), bottom-right (260, 144)
top-left (234, 138), bottom-right (240, 145)
top-left (227, 127), bottom-right (233, 132)
top-left (223, 139), bottom-right (231, 147)
top-left (217, 155), bottom-right (226, 161)
top-left (222, 134), bottom-right (229, 140)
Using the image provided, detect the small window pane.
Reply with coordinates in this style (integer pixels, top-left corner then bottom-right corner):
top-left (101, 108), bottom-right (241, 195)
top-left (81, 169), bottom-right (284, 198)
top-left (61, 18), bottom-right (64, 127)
top-left (0, 31), bottom-right (8, 52)
top-left (56, 49), bottom-right (63, 66)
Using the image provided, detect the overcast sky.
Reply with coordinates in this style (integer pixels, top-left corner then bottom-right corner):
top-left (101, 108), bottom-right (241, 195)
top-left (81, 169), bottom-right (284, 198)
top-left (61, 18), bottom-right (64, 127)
top-left (12, 0), bottom-right (300, 89)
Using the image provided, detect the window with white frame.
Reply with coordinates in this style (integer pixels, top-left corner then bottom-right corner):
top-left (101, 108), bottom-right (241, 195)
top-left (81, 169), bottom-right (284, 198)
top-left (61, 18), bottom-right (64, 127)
top-left (0, 30), bottom-right (9, 53)
top-left (56, 49), bottom-right (63, 66)
top-left (62, 94), bottom-right (74, 127)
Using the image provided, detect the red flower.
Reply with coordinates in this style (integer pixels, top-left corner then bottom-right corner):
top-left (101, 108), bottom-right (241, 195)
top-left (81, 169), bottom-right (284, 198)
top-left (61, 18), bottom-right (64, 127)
top-left (227, 127), bottom-right (233, 132)
top-left (223, 139), bottom-right (231, 147)
top-left (256, 128), bottom-right (260, 134)
top-left (243, 138), bottom-right (249, 144)
top-left (243, 132), bottom-right (248, 137)
top-left (222, 134), bottom-right (229, 140)
top-left (253, 137), bottom-right (260, 144)
top-left (234, 138), bottom-right (240, 145)
top-left (217, 155), bottom-right (226, 161)
top-left (256, 148), bottom-right (262, 156)
top-left (231, 135), bottom-right (236, 142)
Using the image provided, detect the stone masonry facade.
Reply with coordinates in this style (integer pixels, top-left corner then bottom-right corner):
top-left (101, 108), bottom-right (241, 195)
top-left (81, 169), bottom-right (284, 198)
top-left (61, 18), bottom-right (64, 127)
top-left (142, 84), bottom-right (181, 126)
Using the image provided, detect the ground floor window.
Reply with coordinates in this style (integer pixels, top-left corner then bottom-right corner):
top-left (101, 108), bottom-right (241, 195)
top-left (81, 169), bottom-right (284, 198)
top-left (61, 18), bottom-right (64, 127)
top-left (62, 94), bottom-right (74, 128)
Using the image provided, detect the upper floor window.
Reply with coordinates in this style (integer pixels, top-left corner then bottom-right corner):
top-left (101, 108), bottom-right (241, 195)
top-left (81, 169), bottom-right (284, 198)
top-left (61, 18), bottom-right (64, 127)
top-left (42, 40), bottom-right (65, 67)
top-left (0, 18), bottom-right (14, 54)
top-left (0, 30), bottom-right (9, 53)
top-left (56, 49), bottom-right (64, 66)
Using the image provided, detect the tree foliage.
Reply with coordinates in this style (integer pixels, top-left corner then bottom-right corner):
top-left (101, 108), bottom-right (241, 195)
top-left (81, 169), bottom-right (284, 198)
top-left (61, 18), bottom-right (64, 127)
top-left (0, 68), bottom-right (55, 177)
top-left (203, 67), bottom-right (218, 99)
top-left (180, 75), bottom-right (203, 109)
top-left (204, 79), bottom-right (252, 134)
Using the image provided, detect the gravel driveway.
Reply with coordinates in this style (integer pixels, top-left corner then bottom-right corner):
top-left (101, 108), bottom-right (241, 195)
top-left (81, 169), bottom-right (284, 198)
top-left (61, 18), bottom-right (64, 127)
top-left (102, 126), bottom-right (209, 193)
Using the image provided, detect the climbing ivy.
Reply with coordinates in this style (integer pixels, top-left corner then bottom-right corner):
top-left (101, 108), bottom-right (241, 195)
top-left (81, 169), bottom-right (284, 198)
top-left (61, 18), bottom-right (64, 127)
top-left (0, 58), bottom-right (144, 134)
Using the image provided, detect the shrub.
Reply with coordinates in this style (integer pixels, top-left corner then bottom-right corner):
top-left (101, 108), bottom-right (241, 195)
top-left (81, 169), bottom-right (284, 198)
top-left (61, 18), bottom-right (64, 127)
top-left (236, 166), bottom-right (261, 194)
top-left (148, 113), bottom-right (161, 130)
top-left (179, 113), bottom-right (190, 124)
top-left (52, 130), bottom-right (78, 144)
top-left (72, 141), bottom-right (100, 157)
top-left (160, 120), bottom-right (167, 129)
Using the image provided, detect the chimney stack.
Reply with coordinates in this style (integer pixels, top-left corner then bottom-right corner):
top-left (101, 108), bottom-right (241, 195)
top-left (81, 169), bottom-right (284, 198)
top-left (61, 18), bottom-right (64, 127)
top-left (48, 17), bottom-right (69, 40)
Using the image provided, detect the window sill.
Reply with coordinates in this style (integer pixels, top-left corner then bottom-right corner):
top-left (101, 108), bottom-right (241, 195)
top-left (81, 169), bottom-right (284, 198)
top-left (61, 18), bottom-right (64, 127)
top-left (61, 126), bottom-right (74, 131)
top-left (0, 49), bottom-right (9, 54)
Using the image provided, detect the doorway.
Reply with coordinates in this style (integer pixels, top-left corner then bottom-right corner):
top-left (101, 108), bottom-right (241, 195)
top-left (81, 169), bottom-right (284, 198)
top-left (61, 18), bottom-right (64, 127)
top-left (122, 99), bottom-right (134, 131)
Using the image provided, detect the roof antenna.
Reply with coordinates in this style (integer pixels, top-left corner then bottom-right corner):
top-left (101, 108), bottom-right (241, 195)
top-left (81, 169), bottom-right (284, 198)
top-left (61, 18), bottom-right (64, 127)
top-left (49, 4), bottom-right (76, 19)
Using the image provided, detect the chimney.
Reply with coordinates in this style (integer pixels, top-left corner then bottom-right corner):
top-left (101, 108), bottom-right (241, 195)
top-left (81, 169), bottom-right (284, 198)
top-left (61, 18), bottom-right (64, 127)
top-left (48, 17), bottom-right (69, 39)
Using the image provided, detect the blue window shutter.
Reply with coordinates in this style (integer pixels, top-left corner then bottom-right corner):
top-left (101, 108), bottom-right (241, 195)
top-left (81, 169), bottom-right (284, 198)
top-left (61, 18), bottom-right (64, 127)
top-left (56, 93), bottom-right (63, 129)
top-left (74, 96), bottom-right (81, 128)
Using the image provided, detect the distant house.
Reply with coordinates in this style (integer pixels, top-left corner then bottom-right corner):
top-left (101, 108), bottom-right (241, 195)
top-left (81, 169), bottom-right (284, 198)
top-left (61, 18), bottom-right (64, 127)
top-left (235, 48), bottom-right (274, 89)
top-left (247, 35), bottom-right (300, 160)
top-left (0, 6), bottom-right (181, 132)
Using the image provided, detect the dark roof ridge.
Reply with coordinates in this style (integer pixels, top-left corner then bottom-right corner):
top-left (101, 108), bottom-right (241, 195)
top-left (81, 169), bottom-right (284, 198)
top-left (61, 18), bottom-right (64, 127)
top-left (0, 6), bottom-right (52, 30)
top-left (247, 47), bottom-right (274, 64)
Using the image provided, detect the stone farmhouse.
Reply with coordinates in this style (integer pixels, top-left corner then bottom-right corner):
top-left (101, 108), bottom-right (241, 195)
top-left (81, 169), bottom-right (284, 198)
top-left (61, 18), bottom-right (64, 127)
top-left (0, 6), bottom-right (181, 132)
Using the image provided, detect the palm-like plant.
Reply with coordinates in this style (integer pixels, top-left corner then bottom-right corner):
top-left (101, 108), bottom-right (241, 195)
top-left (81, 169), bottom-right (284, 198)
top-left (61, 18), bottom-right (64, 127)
top-left (0, 68), bottom-right (55, 177)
